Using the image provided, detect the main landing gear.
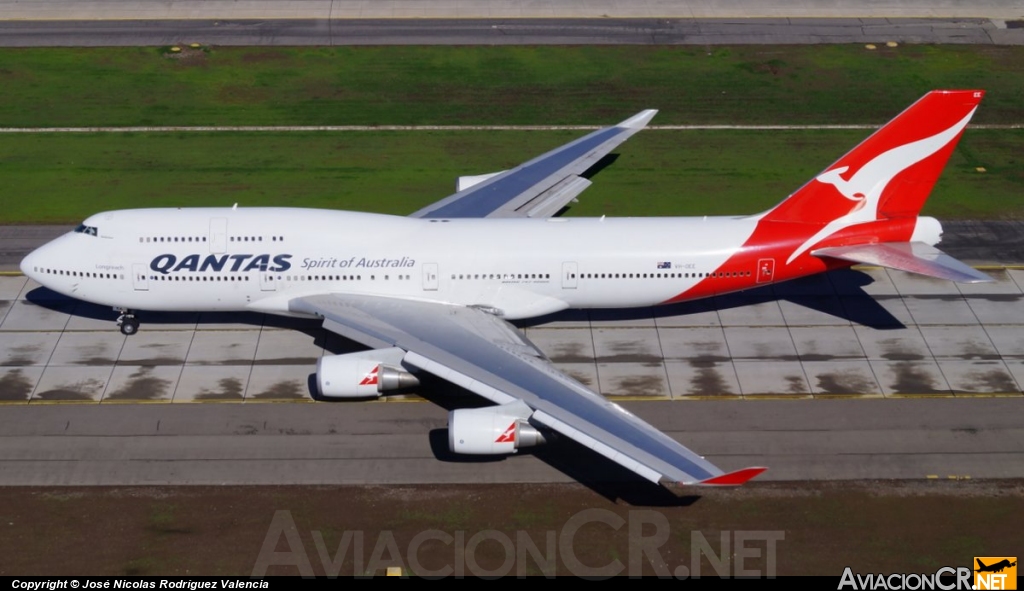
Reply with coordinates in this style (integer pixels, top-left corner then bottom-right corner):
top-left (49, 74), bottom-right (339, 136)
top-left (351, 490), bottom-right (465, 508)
top-left (116, 309), bottom-right (140, 336)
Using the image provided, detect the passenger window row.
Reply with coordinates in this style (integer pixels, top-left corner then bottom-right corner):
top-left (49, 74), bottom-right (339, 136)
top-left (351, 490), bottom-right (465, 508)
top-left (34, 267), bottom-right (123, 280)
top-left (569, 271), bottom-right (752, 279)
top-left (229, 236), bottom-right (285, 242)
top-left (142, 236), bottom-right (207, 243)
top-left (150, 275), bottom-right (249, 282)
top-left (451, 273), bottom-right (551, 280)
top-left (140, 236), bottom-right (286, 243)
top-left (146, 274), bottom-right (416, 283)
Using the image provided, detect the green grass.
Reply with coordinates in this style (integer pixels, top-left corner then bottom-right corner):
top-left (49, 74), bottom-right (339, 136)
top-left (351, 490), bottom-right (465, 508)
top-left (1, 45), bottom-right (1022, 223)
top-left (0, 45), bottom-right (1022, 126)
top-left (1, 129), bottom-right (1020, 224)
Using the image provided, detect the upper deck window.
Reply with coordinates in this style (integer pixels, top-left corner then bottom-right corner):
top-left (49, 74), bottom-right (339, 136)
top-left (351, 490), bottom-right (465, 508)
top-left (74, 224), bottom-right (98, 237)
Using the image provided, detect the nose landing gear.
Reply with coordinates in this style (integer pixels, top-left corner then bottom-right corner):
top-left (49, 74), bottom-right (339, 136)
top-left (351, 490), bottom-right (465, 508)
top-left (116, 309), bottom-right (139, 336)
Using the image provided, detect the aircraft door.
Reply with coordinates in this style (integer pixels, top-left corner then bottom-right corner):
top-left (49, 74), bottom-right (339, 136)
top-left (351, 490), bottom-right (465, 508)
top-left (259, 272), bottom-right (276, 292)
top-left (132, 263), bottom-right (149, 291)
top-left (562, 261), bottom-right (578, 289)
top-left (756, 258), bottom-right (775, 284)
top-left (209, 218), bottom-right (227, 254)
top-left (423, 263), bottom-right (439, 291)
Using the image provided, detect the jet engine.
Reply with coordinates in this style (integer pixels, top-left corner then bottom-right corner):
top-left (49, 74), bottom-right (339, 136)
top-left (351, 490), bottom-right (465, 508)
top-left (316, 348), bottom-right (419, 399)
top-left (448, 401), bottom-right (547, 455)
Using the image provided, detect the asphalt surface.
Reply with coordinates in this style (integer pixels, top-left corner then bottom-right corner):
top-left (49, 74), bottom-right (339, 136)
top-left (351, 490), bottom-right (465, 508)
top-left (1, 398), bottom-right (1021, 486)
top-left (0, 17), bottom-right (1021, 46)
top-left (1, 0), bottom-right (1021, 20)
top-left (3, 260), bottom-right (1024, 486)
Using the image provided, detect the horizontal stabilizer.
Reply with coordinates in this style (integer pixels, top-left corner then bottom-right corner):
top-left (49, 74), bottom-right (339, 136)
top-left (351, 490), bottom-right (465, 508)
top-left (812, 242), bottom-right (993, 283)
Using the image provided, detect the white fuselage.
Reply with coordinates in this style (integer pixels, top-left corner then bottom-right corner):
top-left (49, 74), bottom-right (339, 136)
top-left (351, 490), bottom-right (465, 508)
top-left (20, 207), bottom-right (782, 320)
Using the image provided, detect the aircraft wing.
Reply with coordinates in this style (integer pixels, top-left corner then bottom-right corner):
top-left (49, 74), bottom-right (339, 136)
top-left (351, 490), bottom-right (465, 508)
top-left (289, 293), bottom-right (765, 488)
top-left (408, 110), bottom-right (657, 219)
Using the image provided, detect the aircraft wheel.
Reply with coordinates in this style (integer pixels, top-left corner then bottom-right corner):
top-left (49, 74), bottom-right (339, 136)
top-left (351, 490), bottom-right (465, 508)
top-left (120, 317), bottom-right (139, 336)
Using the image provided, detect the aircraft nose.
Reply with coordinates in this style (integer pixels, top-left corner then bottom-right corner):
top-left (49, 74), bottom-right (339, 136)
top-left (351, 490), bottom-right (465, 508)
top-left (20, 238), bottom-right (60, 283)
top-left (20, 248), bottom-right (40, 281)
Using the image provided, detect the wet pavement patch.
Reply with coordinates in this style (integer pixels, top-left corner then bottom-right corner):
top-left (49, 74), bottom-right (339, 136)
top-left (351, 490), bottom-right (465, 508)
top-left (252, 357), bottom-right (319, 366)
top-left (969, 294), bottom-right (1022, 303)
top-left (250, 380), bottom-right (306, 400)
top-left (689, 355), bottom-right (731, 366)
top-left (105, 367), bottom-right (171, 401)
top-left (889, 361), bottom-right (946, 394)
top-left (34, 388), bottom-right (95, 401)
top-left (195, 377), bottom-right (244, 401)
top-left (116, 357), bottom-right (184, 366)
top-left (548, 343), bottom-right (593, 363)
top-left (2, 344), bottom-right (40, 367)
top-left (607, 374), bottom-right (665, 397)
top-left (688, 366), bottom-right (733, 395)
top-left (815, 370), bottom-right (875, 395)
top-left (0, 369), bottom-right (33, 400)
top-left (785, 375), bottom-right (808, 394)
top-left (962, 368), bottom-right (1018, 393)
top-left (597, 353), bottom-right (663, 363)
top-left (563, 370), bottom-right (594, 387)
top-left (76, 357), bottom-right (117, 366)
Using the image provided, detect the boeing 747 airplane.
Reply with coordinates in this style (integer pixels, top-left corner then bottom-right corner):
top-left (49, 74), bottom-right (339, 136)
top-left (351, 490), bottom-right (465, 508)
top-left (20, 90), bottom-right (990, 491)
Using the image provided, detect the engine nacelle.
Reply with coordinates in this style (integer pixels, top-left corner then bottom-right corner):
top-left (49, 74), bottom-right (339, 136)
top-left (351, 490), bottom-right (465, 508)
top-left (448, 402), bottom-right (547, 455)
top-left (316, 348), bottom-right (419, 399)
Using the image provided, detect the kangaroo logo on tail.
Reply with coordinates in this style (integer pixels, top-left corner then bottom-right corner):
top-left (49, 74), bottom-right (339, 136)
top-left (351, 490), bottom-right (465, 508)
top-left (785, 107), bottom-right (976, 264)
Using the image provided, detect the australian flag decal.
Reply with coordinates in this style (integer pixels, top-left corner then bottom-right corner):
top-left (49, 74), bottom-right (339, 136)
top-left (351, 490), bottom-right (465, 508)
top-left (657, 262), bottom-right (671, 269)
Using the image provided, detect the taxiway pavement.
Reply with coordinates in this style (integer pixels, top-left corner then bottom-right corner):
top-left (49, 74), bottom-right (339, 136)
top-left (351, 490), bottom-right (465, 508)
top-left (1, 398), bottom-right (1021, 485)
top-left (1, 0), bottom-right (1021, 20)
top-left (0, 17), bottom-right (1020, 46)
top-left (0, 0), bottom-right (1021, 46)
top-left (1, 265), bottom-right (1023, 485)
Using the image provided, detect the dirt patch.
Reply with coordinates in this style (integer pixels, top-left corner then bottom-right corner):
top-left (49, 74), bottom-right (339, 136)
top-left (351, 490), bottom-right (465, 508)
top-left (163, 47), bottom-right (208, 66)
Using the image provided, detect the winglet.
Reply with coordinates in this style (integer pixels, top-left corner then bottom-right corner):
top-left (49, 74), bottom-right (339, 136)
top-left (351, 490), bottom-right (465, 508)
top-left (618, 109), bottom-right (658, 130)
top-left (697, 467), bottom-right (768, 486)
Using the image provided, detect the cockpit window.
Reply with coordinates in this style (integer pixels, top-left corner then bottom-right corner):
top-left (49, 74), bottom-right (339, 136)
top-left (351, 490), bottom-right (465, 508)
top-left (74, 224), bottom-right (98, 237)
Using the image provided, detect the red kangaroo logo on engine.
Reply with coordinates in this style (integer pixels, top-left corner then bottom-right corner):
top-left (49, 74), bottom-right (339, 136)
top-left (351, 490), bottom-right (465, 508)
top-left (495, 422), bottom-right (516, 443)
top-left (359, 365), bottom-right (379, 386)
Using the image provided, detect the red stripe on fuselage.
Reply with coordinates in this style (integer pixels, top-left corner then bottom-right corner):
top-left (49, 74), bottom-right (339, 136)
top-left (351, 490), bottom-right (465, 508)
top-left (662, 218), bottom-right (918, 304)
